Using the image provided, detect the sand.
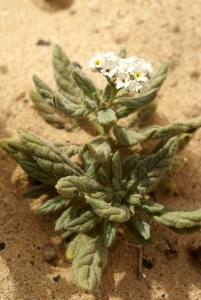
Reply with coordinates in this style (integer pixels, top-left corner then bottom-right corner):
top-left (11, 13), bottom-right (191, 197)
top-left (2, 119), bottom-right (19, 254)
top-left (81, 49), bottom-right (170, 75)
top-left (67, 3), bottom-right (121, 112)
top-left (0, 0), bottom-right (201, 299)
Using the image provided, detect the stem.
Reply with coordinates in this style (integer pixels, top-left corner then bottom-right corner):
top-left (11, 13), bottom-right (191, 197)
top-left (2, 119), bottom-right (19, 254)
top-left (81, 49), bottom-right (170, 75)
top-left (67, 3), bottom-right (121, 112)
top-left (108, 87), bottom-right (118, 108)
top-left (126, 242), bottom-right (144, 280)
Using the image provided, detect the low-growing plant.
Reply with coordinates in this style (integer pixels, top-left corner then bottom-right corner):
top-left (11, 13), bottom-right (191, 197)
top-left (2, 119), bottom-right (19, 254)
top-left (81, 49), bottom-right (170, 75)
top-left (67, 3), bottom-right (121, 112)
top-left (1, 45), bottom-right (201, 292)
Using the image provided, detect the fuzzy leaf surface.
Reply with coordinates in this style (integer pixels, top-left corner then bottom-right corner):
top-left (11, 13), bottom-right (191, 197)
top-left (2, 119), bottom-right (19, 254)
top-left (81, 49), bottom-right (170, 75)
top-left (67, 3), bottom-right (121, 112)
top-left (72, 68), bottom-right (99, 100)
top-left (148, 61), bottom-right (169, 91)
top-left (22, 184), bottom-right (55, 199)
top-left (131, 215), bottom-right (150, 240)
top-left (18, 128), bottom-right (84, 178)
top-left (56, 175), bottom-right (104, 198)
top-left (132, 137), bottom-right (178, 194)
top-left (98, 108), bottom-right (117, 124)
top-left (125, 221), bottom-right (156, 246)
top-left (80, 137), bottom-right (111, 163)
top-left (138, 199), bottom-right (164, 213)
top-left (103, 220), bottom-right (118, 247)
top-left (121, 154), bottom-right (139, 179)
top-left (19, 161), bottom-right (57, 186)
top-left (114, 88), bottom-right (157, 108)
top-left (86, 196), bottom-right (130, 222)
top-left (66, 232), bottom-right (92, 261)
top-left (30, 90), bottom-right (67, 129)
top-left (35, 196), bottom-right (70, 215)
top-left (0, 138), bottom-right (32, 162)
top-left (65, 207), bottom-right (99, 232)
top-left (167, 225), bottom-right (201, 235)
top-left (153, 208), bottom-right (201, 228)
top-left (113, 126), bottom-right (157, 146)
top-left (72, 237), bottom-right (108, 292)
top-left (55, 204), bottom-right (79, 231)
top-left (33, 75), bottom-right (55, 106)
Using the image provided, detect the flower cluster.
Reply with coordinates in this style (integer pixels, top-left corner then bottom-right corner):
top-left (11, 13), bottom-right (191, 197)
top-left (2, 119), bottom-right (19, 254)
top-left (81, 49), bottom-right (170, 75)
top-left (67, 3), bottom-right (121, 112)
top-left (89, 51), bottom-right (154, 93)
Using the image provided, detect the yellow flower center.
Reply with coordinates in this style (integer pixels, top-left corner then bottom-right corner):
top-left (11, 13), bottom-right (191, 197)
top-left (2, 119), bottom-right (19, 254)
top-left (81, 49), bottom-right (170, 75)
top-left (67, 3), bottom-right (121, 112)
top-left (94, 59), bottom-right (101, 66)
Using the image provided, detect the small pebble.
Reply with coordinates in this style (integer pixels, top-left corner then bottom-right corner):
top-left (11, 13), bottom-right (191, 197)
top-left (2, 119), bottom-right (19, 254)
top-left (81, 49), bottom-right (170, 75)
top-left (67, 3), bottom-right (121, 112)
top-left (53, 274), bottom-right (60, 282)
top-left (0, 242), bottom-right (6, 251)
top-left (43, 244), bottom-right (57, 262)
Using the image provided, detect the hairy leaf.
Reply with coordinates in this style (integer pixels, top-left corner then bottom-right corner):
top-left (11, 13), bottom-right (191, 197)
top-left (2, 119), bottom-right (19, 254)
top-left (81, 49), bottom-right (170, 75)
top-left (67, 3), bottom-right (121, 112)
top-left (125, 221), bottom-right (156, 246)
top-left (148, 61), bottom-right (169, 92)
top-left (103, 220), bottom-right (118, 247)
top-left (153, 208), bottom-right (201, 228)
top-left (32, 75), bottom-right (55, 106)
top-left (66, 232), bottom-right (92, 261)
top-left (125, 194), bottom-right (142, 205)
top-left (86, 196), bottom-right (130, 222)
top-left (131, 215), bottom-right (150, 240)
top-left (65, 207), bottom-right (99, 232)
top-left (52, 44), bottom-right (84, 103)
top-left (0, 138), bottom-right (32, 162)
top-left (167, 225), bottom-right (201, 235)
top-left (72, 67), bottom-right (99, 100)
top-left (118, 46), bottom-right (126, 58)
top-left (98, 108), bottom-right (117, 124)
top-left (131, 137), bottom-right (178, 194)
top-left (56, 175), bottom-right (104, 198)
top-left (113, 126), bottom-right (157, 146)
top-left (18, 128), bottom-right (85, 178)
top-left (19, 161), bottom-right (57, 186)
top-left (30, 90), bottom-right (67, 129)
top-left (138, 199), bottom-right (164, 213)
top-left (72, 236), bottom-right (108, 292)
top-left (116, 106), bottom-right (136, 119)
top-left (23, 184), bottom-right (55, 199)
top-left (102, 83), bottom-right (113, 102)
top-left (55, 204), bottom-right (79, 231)
top-left (114, 88), bottom-right (157, 108)
top-left (80, 137), bottom-right (111, 162)
top-left (35, 196), bottom-right (70, 215)
top-left (121, 154), bottom-right (139, 179)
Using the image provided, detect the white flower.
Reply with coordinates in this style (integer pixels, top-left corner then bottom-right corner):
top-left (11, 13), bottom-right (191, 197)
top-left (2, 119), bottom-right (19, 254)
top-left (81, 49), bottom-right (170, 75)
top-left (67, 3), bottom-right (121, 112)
top-left (130, 66), bottom-right (148, 83)
top-left (116, 72), bottom-right (130, 89)
top-left (128, 79), bottom-right (143, 92)
top-left (89, 52), bottom-right (104, 68)
top-left (101, 60), bottom-right (117, 79)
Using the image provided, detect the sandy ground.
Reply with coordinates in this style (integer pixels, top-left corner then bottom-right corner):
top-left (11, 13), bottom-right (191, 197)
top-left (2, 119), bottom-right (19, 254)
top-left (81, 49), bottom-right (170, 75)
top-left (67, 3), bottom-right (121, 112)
top-left (1, 0), bottom-right (201, 299)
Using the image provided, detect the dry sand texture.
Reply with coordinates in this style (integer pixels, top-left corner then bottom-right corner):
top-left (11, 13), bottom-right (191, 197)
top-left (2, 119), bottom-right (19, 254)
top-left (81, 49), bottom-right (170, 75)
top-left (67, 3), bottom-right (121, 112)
top-left (1, 0), bottom-right (201, 299)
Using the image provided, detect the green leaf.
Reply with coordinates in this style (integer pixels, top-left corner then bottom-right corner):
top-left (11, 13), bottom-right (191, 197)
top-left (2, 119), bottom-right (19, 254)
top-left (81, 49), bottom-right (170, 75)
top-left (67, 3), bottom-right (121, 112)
top-left (131, 215), bottom-right (150, 240)
top-left (116, 106), bottom-right (136, 119)
top-left (56, 175), bottom-right (104, 198)
top-left (125, 194), bottom-right (142, 205)
top-left (52, 44), bottom-right (84, 104)
top-left (86, 196), bottom-right (130, 222)
top-left (32, 75), bottom-right (55, 106)
top-left (0, 138), bottom-right (32, 163)
top-left (19, 161), bottom-right (57, 186)
top-left (103, 220), bottom-right (118, 247)
top-left (150, 116), bottom-right (201, 140)
top-left (87, 161), bottom-right (102, 178)
top-left (66, 232), bottom-right (92, 261)
top-left (53, 93), bottom-right (91, 118)
top-left (165, 155), bottom-right (186, 175)
top-left (72, 67), bottom-right (99, 100)
top-left (131, 137), bottom-right (178, 194)
top-left (55, 204), bottom-right (79, 231)
top-left (148, 61), bottom-right (169, 91)
top-left (125, 221), bottom-right (156, 246)
top-left (121, 154), bottom-right (139, 179)
top-left (18, 128), bottom-right (85, 178)
top-left (153, 208), bottom-right (201, 228)
top-left (118, 47), bottom-right (126, 58)
top-left (156, 175), bottom-right (175, 195)
top-left (80, 137), bottom-right (111, 163)
top-left (98, 108), bottom-right (117, 125)
top-left (102, 83), bottom-right (113, 102)
top-left (137, 97), bottom-right (158, 127)
top-left (72, 236), bottom-right (108, 292)
top-left (114, 88), bottom-right (158, 108)
top-left (22, 184), bottom-right (55, 199)
top-left (167, 225), bottom-right (201, 235)
top-left (138, 199), bottom-right (164, 213)
top-left (113, 126), bottom-right (157, 146)
top-left (35, 196), bottom-right (70, 215)
top-left (29, 90), bottom-right (67, 129)
top-left (64, 207), bottom-right (99, 233)
top-left (56, 143), bottom-right (80, 158)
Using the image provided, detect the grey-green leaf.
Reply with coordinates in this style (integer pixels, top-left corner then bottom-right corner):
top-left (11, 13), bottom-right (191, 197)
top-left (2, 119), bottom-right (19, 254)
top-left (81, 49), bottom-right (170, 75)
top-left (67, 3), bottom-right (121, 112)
top-left (72, 67), bottom-right (99, 100)
top-left (80, 137), bottom-right (111, 162)
top-left (121, 154), bottom-right (139, 179)
top-left (22, 184), bottom-right (55, 199)
top-left (131, 137), bottom-right (178, 194)
top-left (118, 47), bottom-right (126, 58)
top-left (55, 204), bottom-right (79, 231)
top-left (138, 199), bottom-right (164, 213)
top-left (18, 128), bottom-right (85, 178)
top-left (114, 88), bottom-right (158, 108)
top-left (33, 75), bottom-right (55, 106)
top-left (0, 138), bottom-right (32, 163)
top-left (65, 207), bottom-right (99, 233)
top-left (98, 108), bottom-right (117, 125)
top-left (66, 232), bottom-right (92, 261)
top-left (103, 220), bottom-right (118, 247)
top-left (86, 196), bottom-right (130, 222)
top-left (148, 61), bottom-right (169, 91)
top-left (56, 175), bottom-right (104, 198)
top-left (35, 196), bottom-right (70, 215)
top-left (131, 215), bottom-right (150, 240)
top-left (125, 221), bottom-right (156, 246)
top-left (72, 236), bottom-right (108, 292)
top-left (113, 126), bottom-right (157, 146)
